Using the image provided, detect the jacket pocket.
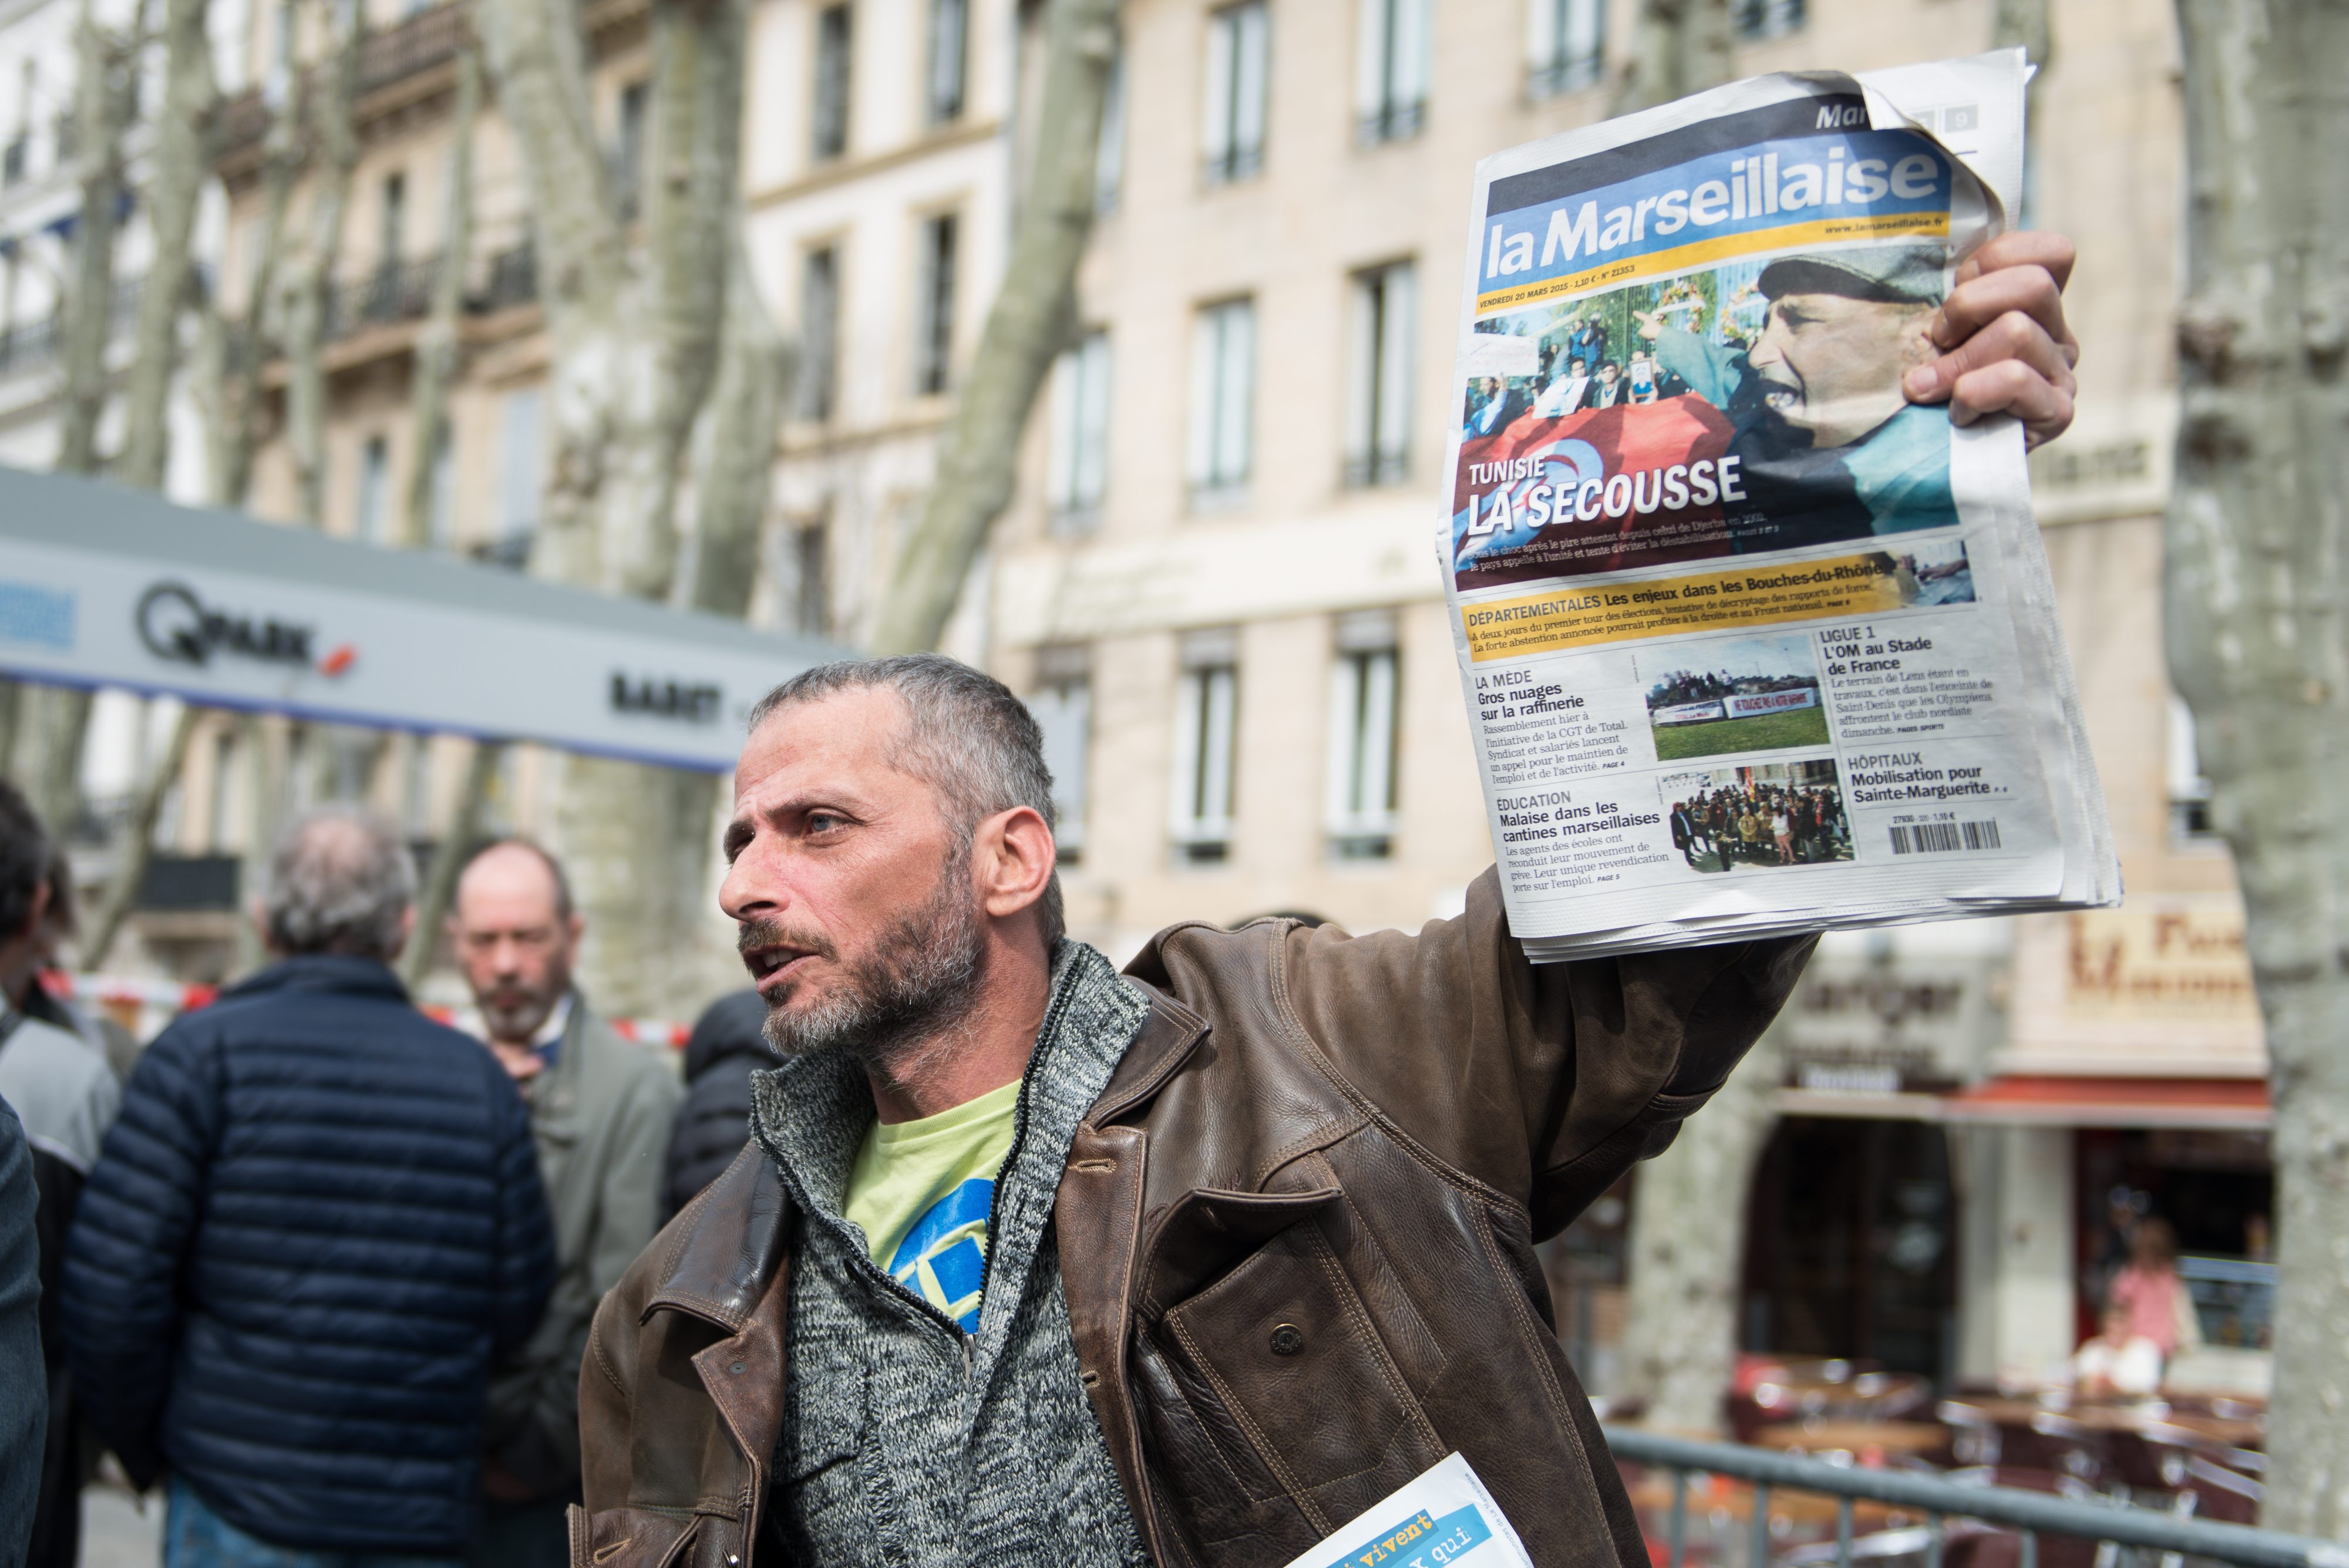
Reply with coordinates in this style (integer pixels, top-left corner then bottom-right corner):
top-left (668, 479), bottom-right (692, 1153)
top-left (1153, 1206), bottom-right (1445, 1544)
top-left (1132, 1328), bottom-right (1318, 1564)
top-left (567, 1505), bottom-right (697, 1568)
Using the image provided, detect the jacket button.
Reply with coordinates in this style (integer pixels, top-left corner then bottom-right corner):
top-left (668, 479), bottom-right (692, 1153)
top-left (729, 1361), bottom-right (747, 1375)
top-left (1269, 1323), bottom-right (1304, 1357)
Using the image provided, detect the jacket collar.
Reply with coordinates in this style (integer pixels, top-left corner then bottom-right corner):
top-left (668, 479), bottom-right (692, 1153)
top-left (644, 944), bottom-right (1170, 1336)
top-left (224, 953), bottom-right (409, 1002)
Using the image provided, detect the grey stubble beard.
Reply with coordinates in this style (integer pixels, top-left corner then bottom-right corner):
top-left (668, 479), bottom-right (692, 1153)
top-left (754, 839), bottom-right (991, 1096)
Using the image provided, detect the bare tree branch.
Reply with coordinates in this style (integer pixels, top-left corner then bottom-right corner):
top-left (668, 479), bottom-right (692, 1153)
top-left (868, 0), bottom-right (1118, 655)
top-left (398, 42), bottom-right (480, 550)
top-left (399, 738), bottom-right (502, 991)
top-left (685, 235), bottom-right (792, 618)
top-left (202, 89), bottom-right (298, 509)
top-left (117, 0), bottom-right (217, 489)
top-left (282, 0), bottom-right (364, 526)
top-left (474, 0), bottom-right (769, 1015)
top-left (55, 0), bottom-right (146, 475)
top-left (81, 704), bottom-right (198, 968)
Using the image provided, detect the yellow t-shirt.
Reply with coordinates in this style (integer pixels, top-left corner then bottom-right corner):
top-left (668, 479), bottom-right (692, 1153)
top-left (842, 1078), bottom-right (1021, 1333)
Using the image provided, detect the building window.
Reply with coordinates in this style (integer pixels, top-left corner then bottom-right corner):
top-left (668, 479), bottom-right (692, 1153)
top-left (1526, 0), bottom-right (1605, 98)
top-left (1172, 628), bottom-right (1239, 863)
top-left (915, 211), bottom-right (957, 396)
top-left (2169, 693), bottom-right (2217, 841)
top-left (1, 134), bottom-right (24, 186)
top-left (355, 434), bottom-right (389, 544)
top-left (926, 0), bottom-right (967, 125)
top-left (380, 171), bottom-right (405, 266)
top-left (1030, 643), bottom-right (1092, 864)
top-left (812, 3), bottom-right (853, 161)
top-left (797, 244), bottom-right (839, 420)
top-left (1200, 1), bottom-right (1267, 186)
top-left (614, 80), bottom-right (648, 220)
top-left (1734, 0), bottom-right (1803, 41)
top-left (1354, 0), bottom-right (1427, 144)
top-left (1326, 611), bottom-right (1399, 859)
top-left (1345, 261), bottom-right (1414, 487)
top-left (1048, 328), bottom-right (1111, 529)
top-left (1188, 297), bottom-right (1254, 505)
top-left (490, 388), bottom-right (544, 569)
top-left (1095, 46), bottom-right (1125, 213)
top-left (793, 519), bottom-right (830, 635)
top-left (371, 172), bottom-right (406, 319)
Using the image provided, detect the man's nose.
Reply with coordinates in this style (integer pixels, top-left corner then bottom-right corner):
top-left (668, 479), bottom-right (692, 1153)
top-left (719, 851), bottom-right (782, 923)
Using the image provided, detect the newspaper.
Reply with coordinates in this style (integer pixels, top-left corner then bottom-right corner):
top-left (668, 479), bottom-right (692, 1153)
top-left (1439, 51), bottom-right (2119, 961)
top-left (1274, 1453), bottom-right (1534, 1568)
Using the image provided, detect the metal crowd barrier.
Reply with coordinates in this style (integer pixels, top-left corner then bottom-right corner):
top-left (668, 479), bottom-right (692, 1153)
top-left (1601, 1427), bottom-right (2349, 1568)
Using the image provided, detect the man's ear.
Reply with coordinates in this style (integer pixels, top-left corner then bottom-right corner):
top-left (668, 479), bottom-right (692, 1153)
top-left (390, 904), bottom-right (417, 963)
top-left (975, 806), bottom-right (1056, 923)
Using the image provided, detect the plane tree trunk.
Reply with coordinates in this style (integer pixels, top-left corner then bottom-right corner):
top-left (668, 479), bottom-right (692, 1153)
top-left (1615, 1022), bottom-right (1785, 1432)
top-left (116, 0), bottom-right (216, 490)
top-left (474, 0), bottom-right (772, 1017)
top-left (2165, 0), bottom-right (2349, 1537)
top-left (867, 0), bottom-right (1119, 655)
top-left (282, 0), bottom-right (362, 527)
top-left (19, 0), bottom-right (147, 840)
top-left (398, 44), bottom-right (479, 551)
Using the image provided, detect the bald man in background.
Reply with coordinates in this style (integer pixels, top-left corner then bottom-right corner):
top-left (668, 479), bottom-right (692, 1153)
top-left (450, 840), bottom-right (681, 1568)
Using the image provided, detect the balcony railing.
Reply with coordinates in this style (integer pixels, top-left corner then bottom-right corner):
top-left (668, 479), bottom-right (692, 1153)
top-left (0, 275), bottom-right (144, 378)
top-left (217, 0), bottom-right (470, 157)
top-left (309, 240), bottom-right (534, 344)
top-left (1604, 1427), bottom-right (2338, 1568)
top-left (324, 254), bottom-right (441, 338)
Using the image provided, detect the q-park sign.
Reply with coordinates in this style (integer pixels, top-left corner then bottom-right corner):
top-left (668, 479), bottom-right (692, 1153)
top-left (0, 467), bottom-right (844, 770)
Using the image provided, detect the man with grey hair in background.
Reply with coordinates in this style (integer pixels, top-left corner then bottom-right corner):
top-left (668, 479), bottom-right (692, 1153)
top-left (63, 808), bottom-right (554, 1567)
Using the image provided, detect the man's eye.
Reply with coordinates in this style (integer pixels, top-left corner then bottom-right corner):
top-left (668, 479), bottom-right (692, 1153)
top-left (805, 812), bottom-right (844, 833)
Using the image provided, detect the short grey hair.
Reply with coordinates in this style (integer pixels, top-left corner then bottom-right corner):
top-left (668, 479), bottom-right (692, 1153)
top-left (264, 806), bottom-right (418, 959)
top-left (747, 654), bottom-right (1064, 946)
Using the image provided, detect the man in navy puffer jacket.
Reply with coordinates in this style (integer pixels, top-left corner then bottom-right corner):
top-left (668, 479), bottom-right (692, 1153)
top-left (62, 807), bottom-right (555, 1564)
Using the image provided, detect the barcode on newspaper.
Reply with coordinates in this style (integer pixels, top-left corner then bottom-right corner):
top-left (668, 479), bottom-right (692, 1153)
top-left (1888, 820), bottom-right (2004, 855)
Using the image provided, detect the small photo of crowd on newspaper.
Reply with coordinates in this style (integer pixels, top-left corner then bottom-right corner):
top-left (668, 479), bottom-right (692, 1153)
top-left (1643, 631), bottom-right (1828, 762)
top-left (1658, 758), bottom-right (1853, 874)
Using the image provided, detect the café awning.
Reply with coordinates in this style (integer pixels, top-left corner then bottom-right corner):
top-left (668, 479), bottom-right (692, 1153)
top-left (0, 466), bottom-right (847, 772)
top-left (1939, 1075), bottom-right (2270, 1129)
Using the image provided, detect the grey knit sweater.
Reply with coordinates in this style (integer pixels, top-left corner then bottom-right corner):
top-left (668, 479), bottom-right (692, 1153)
top-left (748, 941), bottom-right (1155, 1567)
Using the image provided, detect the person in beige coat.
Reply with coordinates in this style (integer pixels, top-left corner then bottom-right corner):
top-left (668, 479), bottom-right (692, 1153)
top-left (449, 840), bottom-right (682, 1568)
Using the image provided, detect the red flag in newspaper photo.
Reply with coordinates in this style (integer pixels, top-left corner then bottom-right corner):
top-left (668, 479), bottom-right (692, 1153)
top-left (1451, 394), bottom-right (1736, 590)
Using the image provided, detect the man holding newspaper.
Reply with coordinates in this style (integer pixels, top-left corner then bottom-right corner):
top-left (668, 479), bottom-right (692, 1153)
top-left (568, 58), bottom-right (2091, 1568)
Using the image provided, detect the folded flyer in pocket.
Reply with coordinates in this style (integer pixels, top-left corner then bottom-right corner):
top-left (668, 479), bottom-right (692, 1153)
top-left (1276, 1453), bottom-right (1534, 1568)
top-left (1438, 50), bottom-right (2119, 960)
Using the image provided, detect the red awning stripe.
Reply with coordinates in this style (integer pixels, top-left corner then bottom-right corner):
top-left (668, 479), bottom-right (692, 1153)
top-left (1939, 1075), bottom-right (2269, 1129)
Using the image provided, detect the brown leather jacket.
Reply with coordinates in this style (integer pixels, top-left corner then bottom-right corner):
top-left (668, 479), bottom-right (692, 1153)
top-left (571, 873), bottom-right (1813, 1567)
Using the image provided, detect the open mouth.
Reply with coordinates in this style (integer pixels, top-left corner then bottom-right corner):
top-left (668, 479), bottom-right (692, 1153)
top-left (740, 937), bottom-right (826, 997)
